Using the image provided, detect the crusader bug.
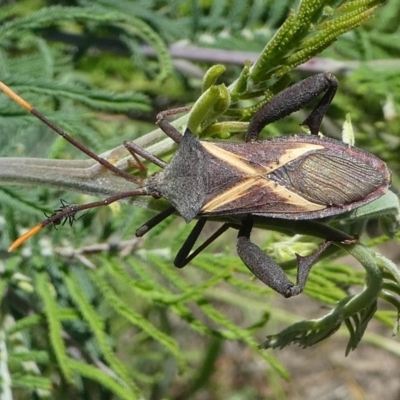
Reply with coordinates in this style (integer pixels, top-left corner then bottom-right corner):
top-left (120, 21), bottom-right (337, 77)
top-left (0, 73), bottom-right (391, 297)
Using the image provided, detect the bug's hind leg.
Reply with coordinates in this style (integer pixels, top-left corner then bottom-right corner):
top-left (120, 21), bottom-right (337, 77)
top-left (246, 73), bottom-right (338, 141)
top-left (237, 216), bottom-right (332, 298)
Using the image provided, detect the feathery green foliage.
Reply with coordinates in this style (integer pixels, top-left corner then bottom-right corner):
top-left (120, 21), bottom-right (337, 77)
top-left (0, 0), bottom-right (399, 399)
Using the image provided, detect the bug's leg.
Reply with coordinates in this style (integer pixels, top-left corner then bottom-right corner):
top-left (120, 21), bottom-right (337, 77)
top-left (124, 106), bottom-right (192, 171)
top-left (156, 106), bottom-right (192, 144)
top-left (174, 219), bottom-right (231, 268)
top-left (236, 216), bottom-right (332, 298)
top-left (135, 206), bottom-right (176, 237)
top-left (246, 72), bottom-right (338, 141)
top-left (124, 141), bottom-right (167, 170)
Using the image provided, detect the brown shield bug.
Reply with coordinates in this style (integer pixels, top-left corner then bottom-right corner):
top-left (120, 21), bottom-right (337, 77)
top-left (0, 73), bottom-right (390, 297)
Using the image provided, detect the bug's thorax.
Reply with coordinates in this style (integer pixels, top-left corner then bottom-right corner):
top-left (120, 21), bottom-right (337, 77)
top-left (146, 129), bottom-right (266, 222)
top-left (147, 130), bottom-right (208, 222)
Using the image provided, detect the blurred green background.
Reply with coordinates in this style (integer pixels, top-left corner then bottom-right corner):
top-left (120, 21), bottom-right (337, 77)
top-left (0, 0), bottom-right (400, 399)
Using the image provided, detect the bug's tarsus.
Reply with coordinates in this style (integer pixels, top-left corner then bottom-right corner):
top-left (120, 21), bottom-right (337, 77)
top-left (237, 216), bottom-right (332, 298)
top-left (246, 72), bottom-right (338, 141)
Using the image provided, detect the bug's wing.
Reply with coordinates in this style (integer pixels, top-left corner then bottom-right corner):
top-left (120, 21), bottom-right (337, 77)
top-left (200, 136), bottom-right (390, 220)
top-left (201, 174), bottom-right (327, 216)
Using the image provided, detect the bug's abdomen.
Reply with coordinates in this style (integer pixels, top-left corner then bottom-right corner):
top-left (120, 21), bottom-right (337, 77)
top-left (270, 150), bottom-right (388, 206)
top-left (199, 135), bottom-right (390, 220)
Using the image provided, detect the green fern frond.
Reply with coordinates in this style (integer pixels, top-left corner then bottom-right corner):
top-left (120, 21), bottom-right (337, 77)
top-left (66, 358), bottom-right (139, 400)
top-left (142, 253), bottom-right (286, 373)
top-left (88, 268), bottom-right (187, 370)
top-left (63, 272), bottom-right (139, 394)
top-left (10, 375), bottom-right (52, 392)
top-left (0, 5), bottom-right (172, 82)
top-left (0, 187), bottom-right (47, 217)
top-left (7, 315), bottom-right (44, 335)
top-left (1, 78), bottom-right (149, 112)
top-left (250, 0), bottom-right (387, 84)
top-left (0, 280), bottom-right (8, 302)
top-left (35, 271), bottom-right (74, 383)
top-left (9, 350), bottom-right (49, 364)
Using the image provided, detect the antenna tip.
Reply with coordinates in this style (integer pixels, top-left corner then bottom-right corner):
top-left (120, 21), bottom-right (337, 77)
top-left (0, 81), bottom-right (33, 112)
top-left (8, 224), bottom-right (43, 252)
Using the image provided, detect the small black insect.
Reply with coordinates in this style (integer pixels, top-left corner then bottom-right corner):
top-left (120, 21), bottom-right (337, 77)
top-left (0, 73), bottom-right (390, 297)
top-left (45, 199), bottom-right (80, 228)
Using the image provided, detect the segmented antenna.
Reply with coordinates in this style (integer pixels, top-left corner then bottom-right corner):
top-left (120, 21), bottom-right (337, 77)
top-left (0, 81), bottom-right (150, 251)
top-left (8, 189), bottom-right (149, 251)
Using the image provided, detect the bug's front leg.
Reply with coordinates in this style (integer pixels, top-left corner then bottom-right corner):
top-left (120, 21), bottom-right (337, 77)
top-left (236, 216), bottom-right (332, 298)
top-left (174, 219), bottom-right (231, 268)
top-left (156, 106), bottom-right (192, 144)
